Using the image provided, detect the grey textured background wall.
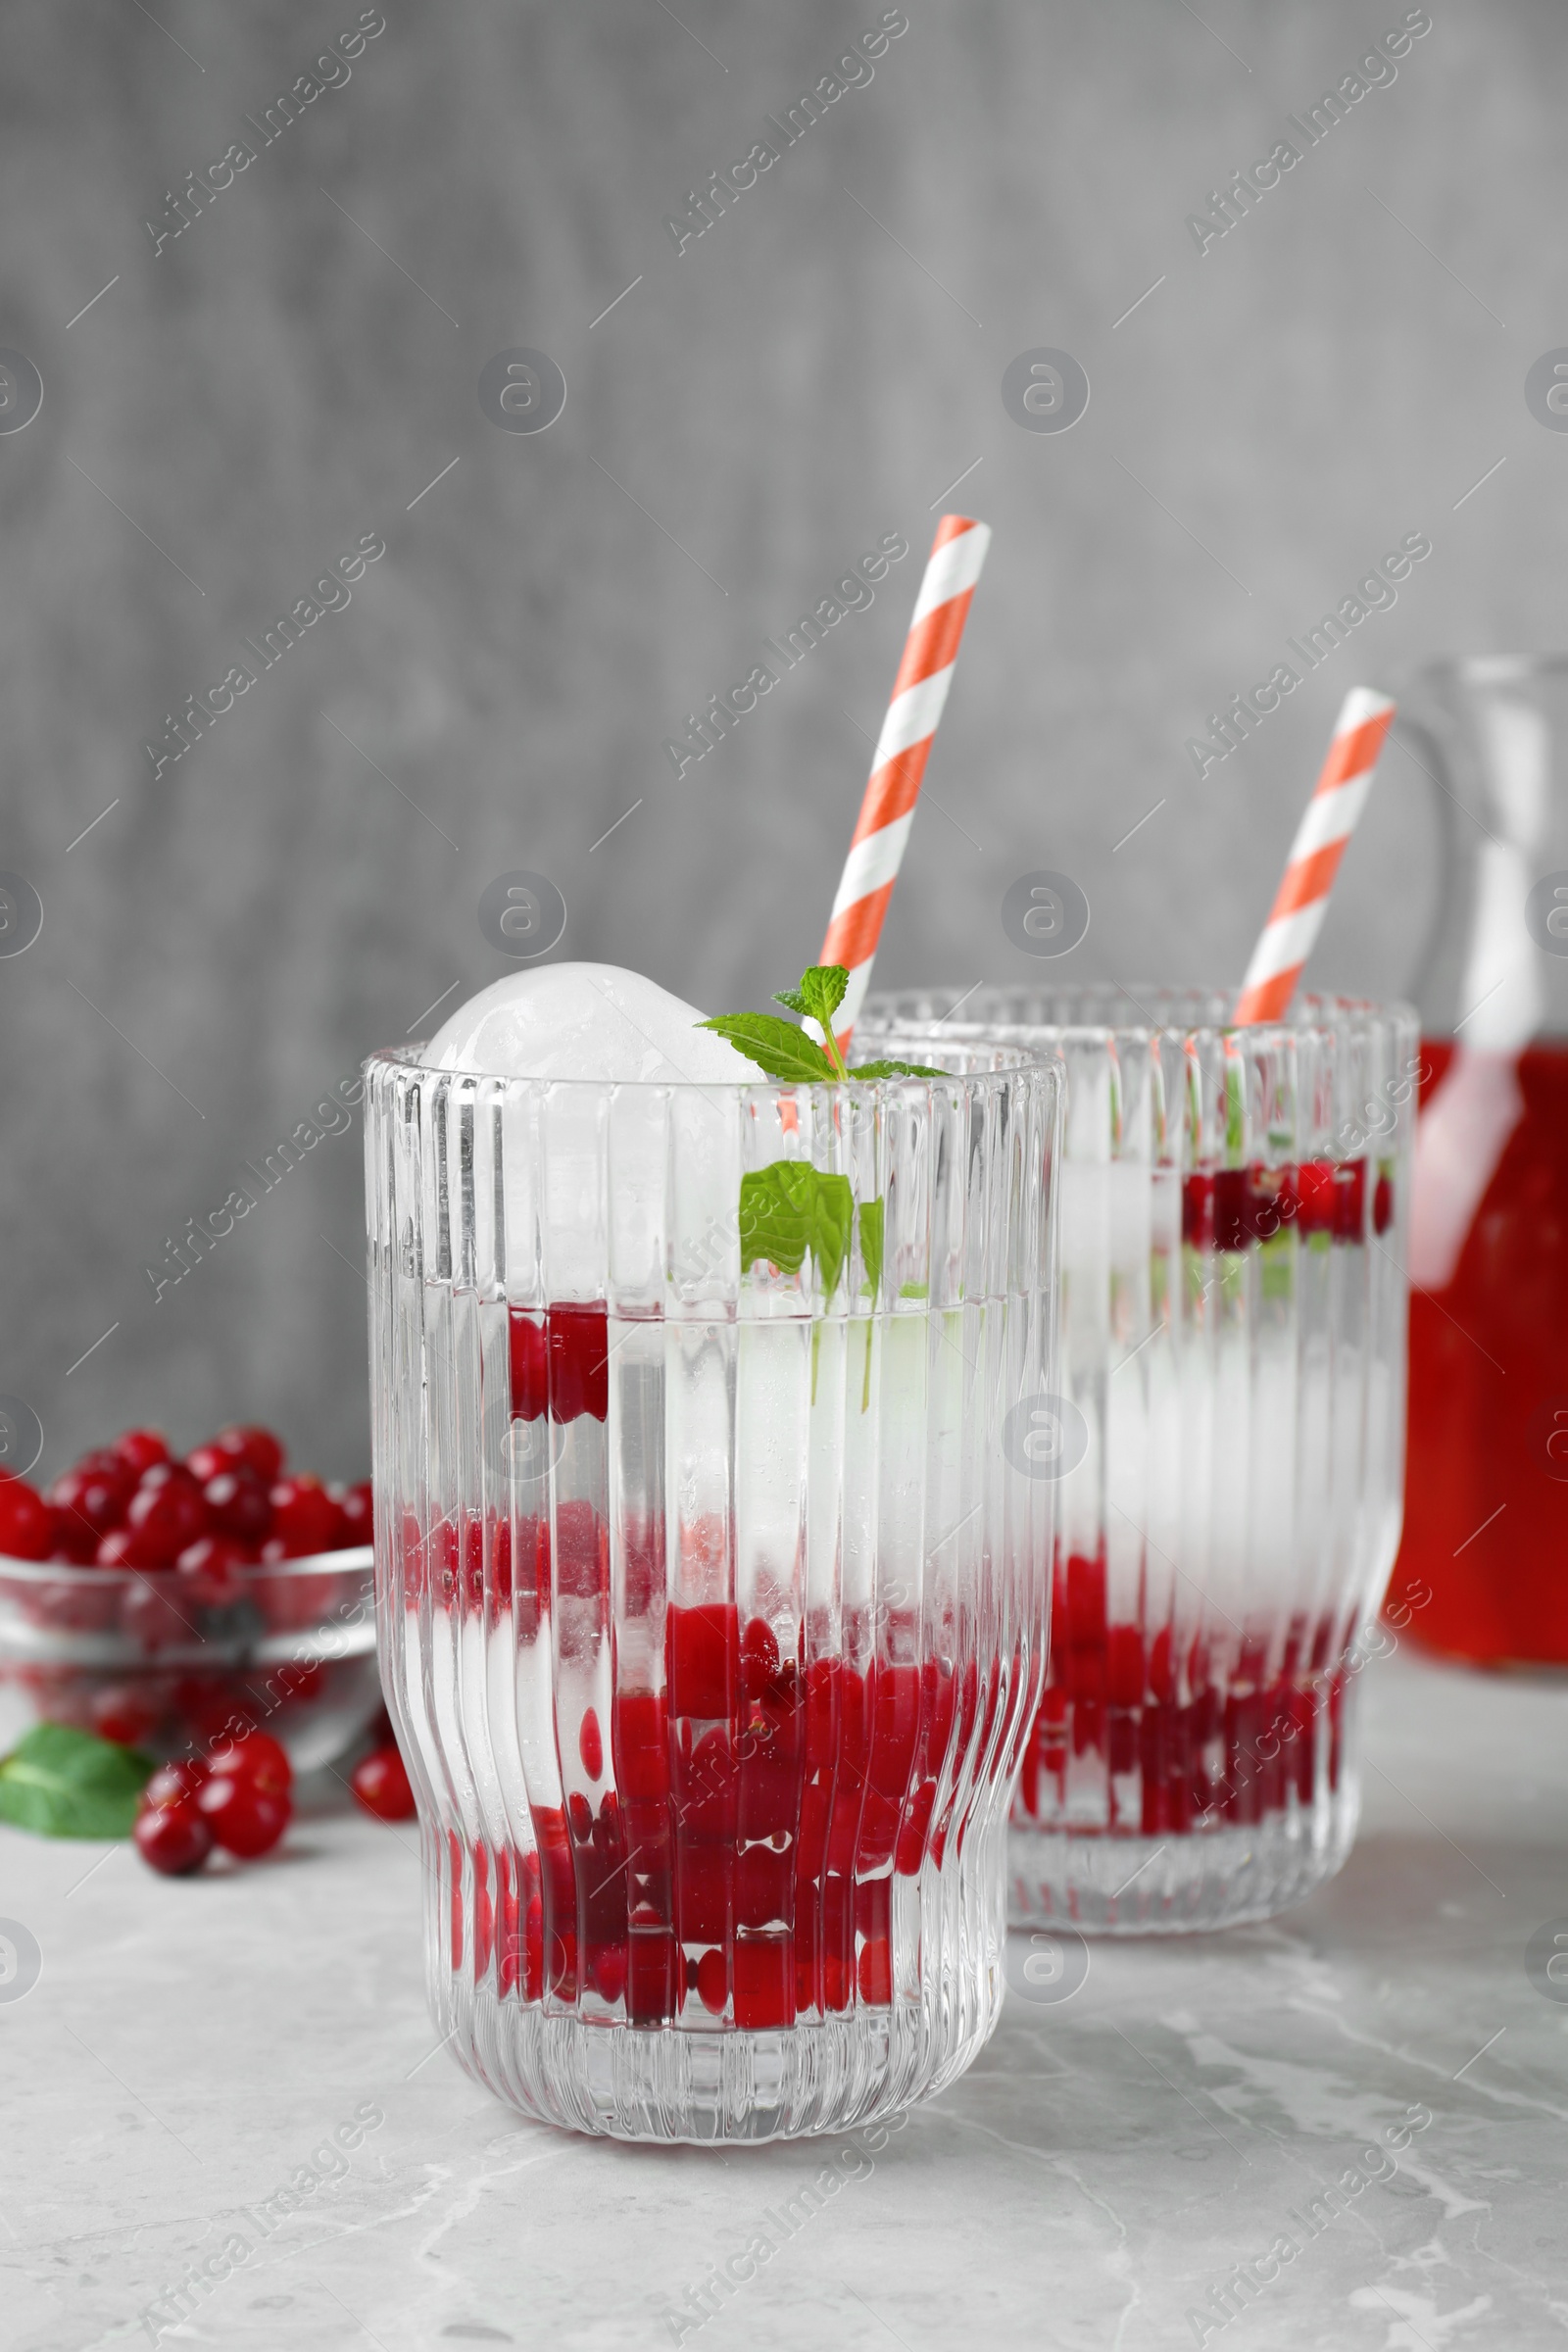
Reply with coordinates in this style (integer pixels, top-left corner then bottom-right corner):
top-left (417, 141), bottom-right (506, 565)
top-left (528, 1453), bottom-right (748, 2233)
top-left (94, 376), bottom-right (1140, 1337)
top-left (1, 0), bottom-right (1558, 1477)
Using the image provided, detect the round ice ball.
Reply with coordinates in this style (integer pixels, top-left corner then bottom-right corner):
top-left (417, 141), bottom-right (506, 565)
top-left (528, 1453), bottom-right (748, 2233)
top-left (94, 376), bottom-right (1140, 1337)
top-left (425, 961), bottom-right (758, 1084)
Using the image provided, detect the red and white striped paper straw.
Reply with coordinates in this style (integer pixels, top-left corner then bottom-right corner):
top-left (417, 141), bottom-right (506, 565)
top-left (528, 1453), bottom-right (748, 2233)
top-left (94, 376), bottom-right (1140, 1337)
top-left (1232, 685), bottom-right (1396, 1027)
top-left (819, 514), bottom-right (992, 1049)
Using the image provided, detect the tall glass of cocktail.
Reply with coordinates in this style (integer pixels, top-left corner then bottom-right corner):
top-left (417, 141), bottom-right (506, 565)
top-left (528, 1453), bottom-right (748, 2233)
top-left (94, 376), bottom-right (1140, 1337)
top-left (365, 966), bottom-right (1060, 2137)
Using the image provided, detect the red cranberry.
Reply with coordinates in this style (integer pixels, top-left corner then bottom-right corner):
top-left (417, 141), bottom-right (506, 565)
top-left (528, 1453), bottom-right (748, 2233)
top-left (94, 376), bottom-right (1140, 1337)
top-left (48, 1509), bottom-right (108, 1567)
top-left (134, 1796), bottom-right (213, 1876)
top-left (90, 1685), bottom-right (161, 1747)
top-left (47, 1463), bottom-right (134, 1557)
top-left (184, 1441), bottom-right (231, 1485)
top-left (144, 1757), bottom-right (211, 1808)
top-left (1373, 1170), bottom-right (1395, 1236)
top-left (95, 1526), bottom-right (140, 1569)
top-left (548, 1303), bottom-right (610, 1422)
top-left (351, 1743), bottom-right (415, 1821)
top-left (174, 1534), bottom-right (246, 1607)
top-left (113, 1429), bottom-right (171, 1478)
top-left (202, 1468), bottom-right (272, 1544)
top-left (197, 1773), bottom-right (290, 1858)
top-left (332, 1481), bottom-right (373, 1545)
top-left (741, 1616), bottom-right (782, 1700)
top-left (74, 1446), bottom-right (128, 1479)
top-left (696, 1947), bottom-right (727, 2014)
top-left (1332, 1158), bottom-right (1367, 1243)
top-left (509, 1309), bottom-right (549, 1420)
top-left (1182, 1172), bottom-right (1215, 1250)
top-left (0, 1478), bottom-right (54, 1561)
top-left (266, 1475), bottom-right (342, 1559)
top-left (206, 1731), bottom-right (291, 1798)
top-left (1297, 1159), bottom-right (1337, 1237)
top-left (122, 1470), bottom-right (209, 1568)
top-left (216, 1425), bottom-right (285, 1484)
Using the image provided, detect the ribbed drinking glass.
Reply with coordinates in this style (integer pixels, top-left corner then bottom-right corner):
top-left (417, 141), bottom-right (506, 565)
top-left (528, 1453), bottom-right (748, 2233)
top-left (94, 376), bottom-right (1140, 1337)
top-left (364, 1036), bottom-right (1059, 2138)
top-left (861, 987), bottom-right (1415, 1935)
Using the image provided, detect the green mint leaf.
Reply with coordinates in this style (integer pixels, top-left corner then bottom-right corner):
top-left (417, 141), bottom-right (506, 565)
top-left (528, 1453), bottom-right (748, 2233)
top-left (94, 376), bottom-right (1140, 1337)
top-left (1225, 1059), bottom-right (1246, 1163)
top-left (739, 1159), bottom-right (814, 1276)
top-left (738, 1160), bottom-right (853, 1299)
top-left (699, 1014), bottom-right (836, 1085)
top-left (772, 969), bottom-right (852, 1075)
top-left (810, 1172), bottom-right (854, 1300)
top-left (0, 1723), bottom-right (154, 1839)
top-left (796, 965), bottom-right (849, 1030)
top-left (848, 1058), bottom-right (948, 1081)
top-left (858, 1199), bottom-right (884, 1298)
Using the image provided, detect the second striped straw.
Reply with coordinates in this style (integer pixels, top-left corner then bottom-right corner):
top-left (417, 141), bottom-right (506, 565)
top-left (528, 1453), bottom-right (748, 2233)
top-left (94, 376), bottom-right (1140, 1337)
top-left (1233, 685), bottom-right (1396, 1026)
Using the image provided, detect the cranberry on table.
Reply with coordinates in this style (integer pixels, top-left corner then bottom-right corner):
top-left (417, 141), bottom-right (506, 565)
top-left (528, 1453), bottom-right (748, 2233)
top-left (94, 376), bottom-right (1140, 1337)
top-left (0, 1477), bottom-right (55, 1561)
top-left (134, 1796), bottom-right (213, 1876)
top-left (201, 1468), bottom-right (272, 1544)
top-left (144, 1757), bottom-right (211, 1809)
top-left (113, 1429), bottom-right (171, 1478)
top-left (206, 1731), bottom-right (292, 1798)
top-left (265, 1475), bottom-right (343, 1559)
top-left (197, 1772), bottom-right (290, 1858)
top-left (351, 1743), bottom-right (414, 1822)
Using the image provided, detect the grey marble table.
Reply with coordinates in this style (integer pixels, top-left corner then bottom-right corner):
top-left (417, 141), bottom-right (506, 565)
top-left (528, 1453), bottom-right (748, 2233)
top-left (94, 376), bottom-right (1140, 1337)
top-left (4, 1646), bottom-right (1565, 2352)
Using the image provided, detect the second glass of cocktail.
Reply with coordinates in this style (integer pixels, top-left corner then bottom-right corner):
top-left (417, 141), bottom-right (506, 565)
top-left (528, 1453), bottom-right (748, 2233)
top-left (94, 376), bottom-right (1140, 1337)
top-left (861, 984), bottom-right (1416, 1934)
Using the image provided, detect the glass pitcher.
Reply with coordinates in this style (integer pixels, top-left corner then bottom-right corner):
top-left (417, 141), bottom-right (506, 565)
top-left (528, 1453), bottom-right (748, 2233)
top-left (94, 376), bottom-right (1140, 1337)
top-left (1394, 657), bottom-right (1568, 1668)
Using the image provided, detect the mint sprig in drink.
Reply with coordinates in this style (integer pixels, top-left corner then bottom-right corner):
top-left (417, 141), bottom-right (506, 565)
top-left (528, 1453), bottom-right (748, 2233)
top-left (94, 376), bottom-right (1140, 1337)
top-left (365, 960), bottom-right (1058, 2139)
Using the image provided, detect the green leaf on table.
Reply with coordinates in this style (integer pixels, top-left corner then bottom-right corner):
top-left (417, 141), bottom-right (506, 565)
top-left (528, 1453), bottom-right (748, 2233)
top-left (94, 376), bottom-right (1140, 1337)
top-left (0, 1723), bottom-right (154, 1839)
top-left (858, 1199), bottom-right (884, 1298)
top-left (739, 1160), bottom-right (854, 1299)
top-left (848, 1058), bottom-right (948, 1080)
top-left (700, 1013), bottom-right (836, 1085)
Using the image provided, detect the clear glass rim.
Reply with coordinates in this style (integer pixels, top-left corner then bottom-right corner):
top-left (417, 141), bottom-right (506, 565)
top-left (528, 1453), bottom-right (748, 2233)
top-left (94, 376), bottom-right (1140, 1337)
top-left (0, 1543), bottom-right (372, 1590)
top-left (1404, 653), bottom-right (1568, 687)
top-left (370, 1036), bottom-right (1049, 1096)
top-left (860, 985), bottom-right (1417, 1051)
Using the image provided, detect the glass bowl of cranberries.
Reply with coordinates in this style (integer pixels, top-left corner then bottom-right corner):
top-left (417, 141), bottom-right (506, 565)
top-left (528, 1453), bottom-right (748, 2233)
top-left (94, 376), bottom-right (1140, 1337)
top-left (0, 1423), bottom-right (380, 1771)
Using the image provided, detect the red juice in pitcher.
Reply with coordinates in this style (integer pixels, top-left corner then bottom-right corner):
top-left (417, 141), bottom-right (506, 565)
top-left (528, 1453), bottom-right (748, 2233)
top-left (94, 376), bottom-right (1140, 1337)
top-left (1396, 1039), bottom-right (1568, 1666)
